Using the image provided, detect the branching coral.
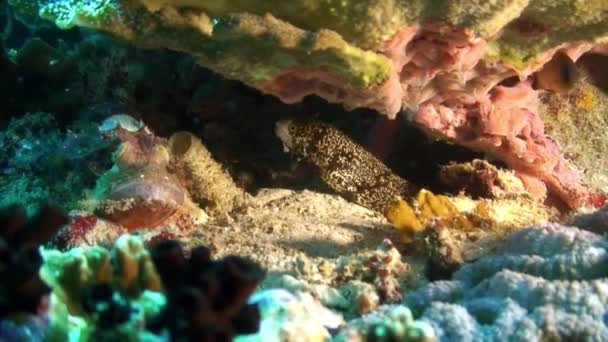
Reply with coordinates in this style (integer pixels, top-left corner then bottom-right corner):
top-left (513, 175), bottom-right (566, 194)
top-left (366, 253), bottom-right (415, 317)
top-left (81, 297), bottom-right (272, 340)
top-left (0, 204), bottom-right (68, 340)
top-left (148, 239), bottom-right (265, 340)
top-left (40, 234), bottom-right (266, 340)
top-left (40, 235), bottom-right (163, 318)
top-left (40, 234), bottom-right (167, 340)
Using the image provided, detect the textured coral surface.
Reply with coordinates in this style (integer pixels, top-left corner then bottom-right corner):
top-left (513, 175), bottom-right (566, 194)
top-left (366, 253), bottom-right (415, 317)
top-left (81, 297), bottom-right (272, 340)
top-left (404, 223), bottom-right (608, 340)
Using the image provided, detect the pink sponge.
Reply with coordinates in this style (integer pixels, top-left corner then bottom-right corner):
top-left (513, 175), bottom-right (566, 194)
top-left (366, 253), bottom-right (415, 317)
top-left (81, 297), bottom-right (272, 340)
top-left (411, 80), bottom-right (586, 209)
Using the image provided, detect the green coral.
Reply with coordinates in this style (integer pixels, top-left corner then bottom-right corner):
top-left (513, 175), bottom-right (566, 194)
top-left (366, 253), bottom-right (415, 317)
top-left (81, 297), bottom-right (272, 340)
top-left (137, 0), bottom-right (418, 49)
top-left (10, 0), bottom-right (608, 100)
top-left (428, 0), bottom-right (529, 36)
top-left (19, 0), bottom-right (393, 88)
top-left (488, 1), bottom-right (608, 69)
top-left (40, 235), bottom-right (165, 340)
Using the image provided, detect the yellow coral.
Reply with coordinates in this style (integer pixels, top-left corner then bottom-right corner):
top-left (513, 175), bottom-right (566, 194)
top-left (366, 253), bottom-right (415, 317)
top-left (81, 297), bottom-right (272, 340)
top-left (571, 84), bottom-right (596, 111)
top-left (112, 235), bottom-right (163, 295)
top-left (385, 198), bottom-right (423, 242)
top-left (385, 189), bottom-right (474, 242)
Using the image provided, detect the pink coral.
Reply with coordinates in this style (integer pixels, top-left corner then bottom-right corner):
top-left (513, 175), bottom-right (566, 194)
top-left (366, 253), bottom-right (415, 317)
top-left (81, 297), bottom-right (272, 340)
top-left (265, 21), bottom-right (591, 208)
top-left (411, 80), bottom-right (586, 208)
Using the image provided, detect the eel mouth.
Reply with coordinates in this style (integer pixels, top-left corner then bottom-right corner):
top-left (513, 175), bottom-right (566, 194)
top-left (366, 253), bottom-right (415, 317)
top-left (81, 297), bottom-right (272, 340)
top-left (275, 119), bottom-right (294, 152)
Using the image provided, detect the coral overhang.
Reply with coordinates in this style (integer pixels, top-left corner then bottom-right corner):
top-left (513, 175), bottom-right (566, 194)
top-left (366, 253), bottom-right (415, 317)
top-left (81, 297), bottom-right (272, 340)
top-left (11, 0), bottom-right (608, 208)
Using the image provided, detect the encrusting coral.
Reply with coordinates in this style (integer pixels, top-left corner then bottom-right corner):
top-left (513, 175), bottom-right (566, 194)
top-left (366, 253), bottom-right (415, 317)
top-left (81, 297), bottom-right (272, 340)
top-left (11, 0), bottom-right (608, 116)
top-left (539, 79), bottom-right (608, 196)
top-left (0, 112), bottom-right (112, 215)
top-left (404, 223), bottom-right (608, 340)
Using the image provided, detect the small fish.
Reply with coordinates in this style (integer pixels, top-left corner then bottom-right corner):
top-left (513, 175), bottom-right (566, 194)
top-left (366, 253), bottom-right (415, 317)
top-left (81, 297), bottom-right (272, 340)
top-left (99, 114), bottom-right (146, 133)
top-left (535, 50), bottom-right (580, 94)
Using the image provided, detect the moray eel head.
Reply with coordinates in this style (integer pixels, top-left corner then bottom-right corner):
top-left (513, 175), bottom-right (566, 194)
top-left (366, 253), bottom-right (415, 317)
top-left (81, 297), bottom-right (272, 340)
top-left (275, 119), bottom-right (294, 152)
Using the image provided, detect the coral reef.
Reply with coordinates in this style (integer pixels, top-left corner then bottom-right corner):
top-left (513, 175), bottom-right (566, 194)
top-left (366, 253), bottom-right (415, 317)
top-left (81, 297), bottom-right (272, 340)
top-left (571, 205), bottom-right (608, 235)
top-left (3, 2), bottom-right (608, 340)
top-left (12, 0), bottom-right (608, 115)
top-left (240, 289), bottom-right (344, 342)
top-left (416, 194), bottom-right (556, 274)
top-left (276, 119), bottom-right (554, 249)
top-left (438, 159), bottom-right (528, 199)
top-left (40, 235), bottom-right (165, 340)
top-left (1, 37), bottom-right (83, 120)
top-left (148, 239), bottom-right (265, 340)
top-left (276, 119), bottom-right (414, 214)
top-left (39, 233), bottom-right (266, 340)
top-left (11, 0), bottom-right (608, 208)
top-left (0, 204), bottom-right (68, 340)
top-left (386, 190), bottom-right (479, 242)
top-left (40, 234), bottom-right (163, 318)
top-left (54, 212), bottom-right (127, 249)
top-left (334, 305), bottom-right (435, 342)
top-left (412, 79), bottom-right (587, 209)
top-left (265, 239), bottom-right (423, 318)
top-left (93, 115), bottom-right (207, 231)
top-left (539, 79), bottom-right (608, 195)
top-left (0, 112), bottom-right (111, 215)
top-left (404, 223), bottom-right (608, 340)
